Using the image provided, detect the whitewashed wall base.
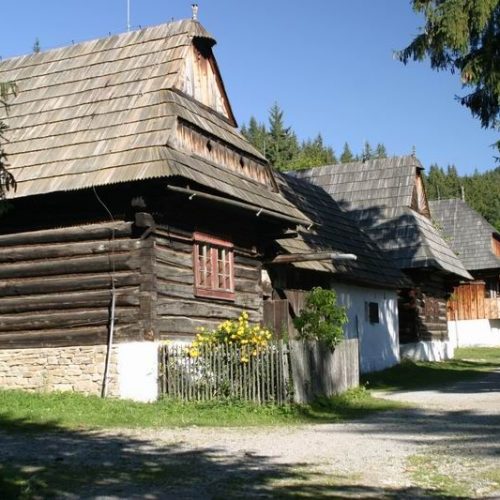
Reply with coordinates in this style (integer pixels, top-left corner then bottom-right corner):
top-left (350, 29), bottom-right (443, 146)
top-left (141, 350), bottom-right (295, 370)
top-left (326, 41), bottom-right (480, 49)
top-left (116, 342), bottom-right (159, 402)
top-left (400, 340), bottom-right (454, 362)
top-left (448, 319), bottom-right (500, 348)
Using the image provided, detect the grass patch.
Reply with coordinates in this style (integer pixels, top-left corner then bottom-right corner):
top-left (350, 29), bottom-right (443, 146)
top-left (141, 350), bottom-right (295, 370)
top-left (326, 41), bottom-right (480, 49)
top-left (407, 454), bottom-right (474, 498)
top-left (407, 453), bottom-right (500, 498)
top-left (0, 386), bottom-right (402, 431)
top-left (363, 347), bottom-right (500, 392)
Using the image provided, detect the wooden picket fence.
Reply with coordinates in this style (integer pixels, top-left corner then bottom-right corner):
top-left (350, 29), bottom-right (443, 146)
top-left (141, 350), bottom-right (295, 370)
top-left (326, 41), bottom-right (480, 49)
top-left (159, 341), bottom-right (290, 404)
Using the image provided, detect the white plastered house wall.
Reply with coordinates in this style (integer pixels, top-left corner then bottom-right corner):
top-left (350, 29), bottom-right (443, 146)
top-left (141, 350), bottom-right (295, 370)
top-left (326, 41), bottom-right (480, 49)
top-left (331, 283), bottom-right (400, 373)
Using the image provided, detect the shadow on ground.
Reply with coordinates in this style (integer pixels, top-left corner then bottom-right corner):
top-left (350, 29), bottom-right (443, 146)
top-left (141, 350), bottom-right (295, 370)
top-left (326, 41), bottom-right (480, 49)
top-left (0, 416), bottom-right (461, 499)
top-left (322, 404), bottom-right (500, 461)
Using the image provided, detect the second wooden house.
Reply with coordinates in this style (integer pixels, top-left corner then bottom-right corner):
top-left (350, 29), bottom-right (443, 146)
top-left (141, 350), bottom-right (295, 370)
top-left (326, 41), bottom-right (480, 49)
top-left (292, 156), bottom-right (472, 361)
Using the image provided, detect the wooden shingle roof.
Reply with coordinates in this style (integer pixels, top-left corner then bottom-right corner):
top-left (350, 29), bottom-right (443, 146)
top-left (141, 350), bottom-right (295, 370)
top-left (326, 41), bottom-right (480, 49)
top-left (430, 199), bottom-right (500, 272)
top-left (293, 156), bottom-right (472, 280)
top-left (0, 19), bottom-right (308, 224)
top-left (277, 174), bottom-right (409, 289)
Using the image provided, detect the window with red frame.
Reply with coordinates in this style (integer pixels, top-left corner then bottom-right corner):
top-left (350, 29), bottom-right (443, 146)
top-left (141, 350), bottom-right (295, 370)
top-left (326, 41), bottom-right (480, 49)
top-left (193, 232), bottom-right (235, 300)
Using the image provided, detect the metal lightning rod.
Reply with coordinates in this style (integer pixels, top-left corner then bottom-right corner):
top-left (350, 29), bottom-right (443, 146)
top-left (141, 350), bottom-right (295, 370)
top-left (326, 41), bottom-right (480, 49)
top-left (127, 0), bottom-right (131, 31)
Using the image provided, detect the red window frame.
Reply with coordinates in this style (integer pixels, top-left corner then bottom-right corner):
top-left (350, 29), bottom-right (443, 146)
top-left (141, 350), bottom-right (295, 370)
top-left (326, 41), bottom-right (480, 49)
top-left (193, 232), bottom-right (235, 301)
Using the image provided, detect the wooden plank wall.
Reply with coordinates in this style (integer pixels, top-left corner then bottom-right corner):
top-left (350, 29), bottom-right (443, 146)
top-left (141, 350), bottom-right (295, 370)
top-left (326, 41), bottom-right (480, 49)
top-left (0, 221), bottom-right (145, 349)
top-left (153, 227), bottom-right (263, 340)
top-left (448, 282), bottom-right (500, 320)
top-left (289, 339), bottom-right (359, 404)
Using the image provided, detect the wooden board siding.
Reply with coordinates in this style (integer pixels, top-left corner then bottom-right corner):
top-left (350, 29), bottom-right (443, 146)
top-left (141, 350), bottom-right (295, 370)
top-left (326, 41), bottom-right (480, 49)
top-left (448, 282), bottom-right (500, 320)
top-left (0, 221), bottom-right (146, 349)
top-left (153, 227), bottom-right (263, 341)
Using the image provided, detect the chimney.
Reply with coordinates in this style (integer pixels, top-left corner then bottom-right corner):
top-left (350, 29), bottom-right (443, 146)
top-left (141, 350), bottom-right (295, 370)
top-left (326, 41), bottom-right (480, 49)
top-left (192, 4), bottom-right (199, 20)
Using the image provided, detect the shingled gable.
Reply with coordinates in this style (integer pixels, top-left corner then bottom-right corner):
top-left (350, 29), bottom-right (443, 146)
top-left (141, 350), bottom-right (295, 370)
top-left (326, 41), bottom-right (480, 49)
top-left (0, 19), bottom-right (308, 225)
top-left (429, 199), bottom-right (500, 272)
top-left (276, 174), bottom-right (409, 289)
top-left (292, 156), bottom-right (471, 280)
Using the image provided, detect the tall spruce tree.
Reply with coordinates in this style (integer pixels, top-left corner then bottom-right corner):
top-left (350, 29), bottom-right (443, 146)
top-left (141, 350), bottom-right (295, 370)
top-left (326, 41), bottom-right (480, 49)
top-left (375, 143), bottom-right (388, 159)
top-left (362, 141), bottom-right (373, 161)
top-left (266, 102), bottom-right (298, 171)
top-left (241, 116), bottom-right (268, 156)
top-left (400, 1), bottom-right (500, 150)
top-left (340, 142), bottom-right (355, 163)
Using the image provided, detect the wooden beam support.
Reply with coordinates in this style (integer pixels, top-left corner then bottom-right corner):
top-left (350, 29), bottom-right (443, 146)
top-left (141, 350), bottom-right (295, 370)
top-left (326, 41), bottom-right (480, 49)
top-left (166, 184), bottom-right (311, 227)
top-left (268, 252), bottom-right (357, 264)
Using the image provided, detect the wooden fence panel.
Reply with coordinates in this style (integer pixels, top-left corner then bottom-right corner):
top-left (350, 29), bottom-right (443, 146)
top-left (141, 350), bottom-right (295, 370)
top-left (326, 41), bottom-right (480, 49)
top-left (448, 282), bottom-right (500, 320)
top-left (289, 339), bottom-right (359, 404)
top-left (159, 341), bottom-right (290, 404)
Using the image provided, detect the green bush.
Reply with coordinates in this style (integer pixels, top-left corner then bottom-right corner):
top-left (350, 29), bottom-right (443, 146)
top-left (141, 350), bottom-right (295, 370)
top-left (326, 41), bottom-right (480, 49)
top-left (293, 287), bottom-right (347, 349)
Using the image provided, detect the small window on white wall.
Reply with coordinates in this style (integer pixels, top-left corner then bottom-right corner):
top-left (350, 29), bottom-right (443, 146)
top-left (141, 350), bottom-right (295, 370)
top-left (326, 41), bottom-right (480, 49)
top-left (365, 302), bottom-right (380, 324)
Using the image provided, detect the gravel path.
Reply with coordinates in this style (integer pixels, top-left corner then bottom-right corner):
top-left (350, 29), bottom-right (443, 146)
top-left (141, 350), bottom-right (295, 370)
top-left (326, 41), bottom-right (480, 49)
top-left (1, 372), bottom-right (500, 498)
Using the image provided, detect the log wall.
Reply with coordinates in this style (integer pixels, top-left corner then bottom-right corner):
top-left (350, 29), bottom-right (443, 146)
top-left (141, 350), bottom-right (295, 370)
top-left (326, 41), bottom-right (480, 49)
top-left (0, 221), bottom-right (147, 349)
top-left (399, 271), bottom-right (450, 344)
top-left (152, 226), bottom-right (263, 341)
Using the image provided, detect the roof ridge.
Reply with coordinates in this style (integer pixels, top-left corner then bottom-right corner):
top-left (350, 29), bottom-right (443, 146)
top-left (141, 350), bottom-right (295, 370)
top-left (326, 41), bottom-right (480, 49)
top-left (0, 18), bottom-right (212, 66)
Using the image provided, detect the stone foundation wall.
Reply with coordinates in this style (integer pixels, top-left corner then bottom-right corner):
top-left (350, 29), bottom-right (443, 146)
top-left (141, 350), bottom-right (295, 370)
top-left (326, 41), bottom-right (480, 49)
top-left (0, 345), bottom-right (119, 396)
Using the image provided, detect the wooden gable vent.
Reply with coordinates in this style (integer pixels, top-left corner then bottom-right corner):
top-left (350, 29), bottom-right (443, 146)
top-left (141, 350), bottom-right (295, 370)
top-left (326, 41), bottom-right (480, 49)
top-left (182, 37), bottom-right (235, 124)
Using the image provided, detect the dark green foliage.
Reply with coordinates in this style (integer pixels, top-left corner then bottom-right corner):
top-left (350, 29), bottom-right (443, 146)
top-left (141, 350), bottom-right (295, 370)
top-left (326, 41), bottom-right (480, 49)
top-left (241, 106), bottom-right (389, 171)
top-left (293, 287), bottom-right (348, 349)
top-left (266, 102), bottom-right (299, 171)
top-left (340, 142), bottom-right (355, 163)
top-left (240, 117), bottom-right (267, 157)
top-left (0, 82), bottom-right (17, 202)
top-left (424, 164), bottom-right (500, 230)
top-left (400, 1), bottom-right (500, 150)
top-left (374, 143), bottom-right (388, 159)
top-left (287, 134), bottom-right (337, 171)
top-left (241, 104), bottom-right (337, 172)
top-left (362, 141), bottom-right (373, 161)
top-left (33, 38), bottom-right (41, 54)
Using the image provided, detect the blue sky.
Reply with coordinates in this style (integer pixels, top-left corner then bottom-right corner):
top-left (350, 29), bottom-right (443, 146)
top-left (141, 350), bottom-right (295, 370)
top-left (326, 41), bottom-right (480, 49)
top-left (0, 0), bottom-right (498, 174)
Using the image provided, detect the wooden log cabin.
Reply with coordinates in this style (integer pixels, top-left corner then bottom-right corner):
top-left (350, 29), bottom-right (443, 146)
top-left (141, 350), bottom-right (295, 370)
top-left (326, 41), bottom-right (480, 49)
top-left (0, 19), bottom-right (310, 400)
top-left (430, 199), bottom-right (500, 346)
top-left (292, 157), bottom-right (473, 361)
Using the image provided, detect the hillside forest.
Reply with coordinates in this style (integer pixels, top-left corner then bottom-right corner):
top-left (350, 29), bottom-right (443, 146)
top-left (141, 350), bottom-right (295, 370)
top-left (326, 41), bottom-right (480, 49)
top-left (241, 104), bottom-right (500, 232)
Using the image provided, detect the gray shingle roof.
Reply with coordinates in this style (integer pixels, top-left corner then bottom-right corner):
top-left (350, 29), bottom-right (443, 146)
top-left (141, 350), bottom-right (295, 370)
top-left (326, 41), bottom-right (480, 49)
top-left (293, 156), bottom-right (472, 280)
top-left (429, 199), bottom-right (500, 272)
top-left (276, 174), bottom-right (409, 289)
top-left (0, 19), bottom-right (308, 224)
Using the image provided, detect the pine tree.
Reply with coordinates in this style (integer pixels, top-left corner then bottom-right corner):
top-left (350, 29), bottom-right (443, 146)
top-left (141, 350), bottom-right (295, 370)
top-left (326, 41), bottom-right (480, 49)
top-left (33, 38), bottom-right (41, 54)
top-left (266, 102), bottom-right (298, 171)
top-left (241, 116), bottom-right (268, 156)
top-left (340, 142), bottom-right (355, 163)
top-left (374, 143), bottom-right (387, 159)
top-left (287, 134), bottom-right (337, 171)
top-left (362, 141), bottom-right (373, 161)
top-left (400, 1), bottom-right (500, 151)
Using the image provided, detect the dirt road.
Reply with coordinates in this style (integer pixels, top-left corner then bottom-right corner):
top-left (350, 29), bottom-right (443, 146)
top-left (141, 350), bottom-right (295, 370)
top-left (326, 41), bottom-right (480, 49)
top-left (1, 372), bottom-right (500, 498)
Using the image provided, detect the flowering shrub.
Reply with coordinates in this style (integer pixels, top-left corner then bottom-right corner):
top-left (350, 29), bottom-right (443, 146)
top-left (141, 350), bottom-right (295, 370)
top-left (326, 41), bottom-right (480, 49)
top-left (188, 312), bottom-right (272, 362)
